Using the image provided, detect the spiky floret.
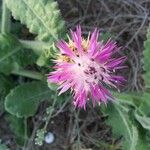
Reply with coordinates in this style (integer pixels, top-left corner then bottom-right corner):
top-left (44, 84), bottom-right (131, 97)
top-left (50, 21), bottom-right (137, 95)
top-left (48, 26), bottom-right (126, 109)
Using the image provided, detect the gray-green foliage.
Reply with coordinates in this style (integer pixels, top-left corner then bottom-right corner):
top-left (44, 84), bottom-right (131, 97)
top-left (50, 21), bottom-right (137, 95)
top-left (103, 92), bottom-right (150, 150)
top-left (5, 81), bottom-right (52, 118)
top-left (0, 0), bottom-right (65, 148)
top-left (6, 114), bottom-right (25, 145)
top-left (134, 93), bottom-right (150, 131)
top-left (105, 29), bottom-right (150, 148)
top-left (0, 74), bottom-right (14, 112)
top-left (5, 0), bottom-right (65, 42)
top-left (5, 0), bottom-right (66, 66)
top-left (0, 0), bottom-right (150, 149)
top-left (0, 34), bottom-right (36, 74)
top-left (144, 23), bottom-right (150, 86)
top-left (0, 34), bottom-right (23, 74)
top-left (104, 102), bottom-right (138, 150)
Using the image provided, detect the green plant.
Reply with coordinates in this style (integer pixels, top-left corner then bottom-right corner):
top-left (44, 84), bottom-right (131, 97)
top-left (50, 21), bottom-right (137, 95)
top-left (0, 0), bottom-right (150, 149)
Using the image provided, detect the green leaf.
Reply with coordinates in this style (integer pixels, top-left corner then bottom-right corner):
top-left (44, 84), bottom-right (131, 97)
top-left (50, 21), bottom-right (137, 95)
top-left (5, 114), bottom-right (25, 145)
top-left (5, 81), bottom-right (51, 118)
top-left (138, 93), bottom-right (150, 116)
top-left (143, 24), bottom-right (150, 86)
top-left (135, 112), bottom-right (150, 131)
top-left (134, 93), bottom-right (150, 131)
top-left (136, 127), bottom-right (150, 150)
top-left (0, 143), bottom-right (9, 150)
top-left (0, 34), bottom-right (36, 74)
top-left (0, 74), bottom-right (14, 112)
top-left (112, 92), bottom-right (136, 107)
top-left (0, 74), bottom-right (14, 98)
top-left (104, 102), bottom-right (138, 150)
top-left (47, 82), bottom-right (58, 91)
top-left (5, 0), bottom-right (65, 42)
top-left (0, 34), bottom-right (21, 74)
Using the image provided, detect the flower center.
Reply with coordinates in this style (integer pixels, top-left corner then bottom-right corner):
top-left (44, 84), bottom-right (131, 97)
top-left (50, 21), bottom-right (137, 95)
top-left (75, 56), bottom-right (106, 85)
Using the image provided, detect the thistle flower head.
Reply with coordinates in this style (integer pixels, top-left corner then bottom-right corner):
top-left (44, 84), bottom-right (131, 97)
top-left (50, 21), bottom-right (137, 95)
top-left (48, 26), bottom-right (126, 109)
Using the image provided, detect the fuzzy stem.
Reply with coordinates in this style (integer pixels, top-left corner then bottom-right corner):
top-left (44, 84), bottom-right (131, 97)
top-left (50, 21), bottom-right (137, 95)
top-left (23, 118), bottom-right (28, 150)
top-left (11, 69), bottom-right (45, 80)
top-left (1, 0), bottom-right (11, 33)
top-left (19, 40), bottom-right (50, 55)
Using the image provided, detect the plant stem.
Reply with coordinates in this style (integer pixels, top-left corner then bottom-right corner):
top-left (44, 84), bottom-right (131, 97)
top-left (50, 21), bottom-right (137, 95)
top-left (11, 69), bottom-right (45, 80)
top-left (23, 118), bottom-right (28, 150)
top-left (44, 96), bottom-right (57, 130)
top-left (19, 40), bottom-right (50, 55)
top-left (1, 0), bottom-right (11, 33)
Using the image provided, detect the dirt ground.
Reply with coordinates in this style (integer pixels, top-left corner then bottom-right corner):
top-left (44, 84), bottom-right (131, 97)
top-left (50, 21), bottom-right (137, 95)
top-left (1, 0), bottom-right (150, 150)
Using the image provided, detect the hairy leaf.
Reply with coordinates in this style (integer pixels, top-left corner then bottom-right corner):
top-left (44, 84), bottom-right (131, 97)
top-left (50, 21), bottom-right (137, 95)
top-left (112, 92), bottom-right (136, 107)
top-left (0, 34), bottom-right (22, 74)
top-left (138, 93), bottom-right (150, 116)
top-left (135, 112), bottom-right (150, 131)
top-left (5, 0), bottom-right (65, 42)
top-left (104, 102), bottom-right (138, 150)
top-left (5, 81), bottom-right (51, 118)
top-left (143, 24), bottom-right (150, 86)
top-left (5, 114), bottom-right (25, 145)
top-left (0, 74), bottom-right (14, 112)
top-left (134, 93), bottom-right (150, 131)
top-left (0, 34), bottom-right (36, 74)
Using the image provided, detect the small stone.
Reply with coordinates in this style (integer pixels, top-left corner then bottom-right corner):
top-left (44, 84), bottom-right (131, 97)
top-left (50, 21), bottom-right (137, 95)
top-left (44, 132), bottom-right (55, 144)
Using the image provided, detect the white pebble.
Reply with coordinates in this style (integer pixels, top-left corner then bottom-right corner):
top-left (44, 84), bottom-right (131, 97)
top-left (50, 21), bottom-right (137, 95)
top-left (44, 132), bottom-right (55, 144)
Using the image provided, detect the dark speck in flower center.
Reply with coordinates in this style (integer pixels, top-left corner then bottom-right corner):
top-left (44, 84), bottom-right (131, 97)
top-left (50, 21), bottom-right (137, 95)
top-left (100, 67), bottom-right (106, 73)
top-left (84, 66), bottom-right (97, 75)
top-left (89, 66), bottom-right (97, 74)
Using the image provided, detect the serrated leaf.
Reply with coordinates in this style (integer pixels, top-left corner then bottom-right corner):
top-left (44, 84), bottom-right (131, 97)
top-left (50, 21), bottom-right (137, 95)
top-left (5, 0), bottom-right (65, 42)
top-left (5, 81), bottom-right (51, 118)
top-left (0, 34), bottom-right (36, 74)
top-left (105, 102), bottom-right (138, 150)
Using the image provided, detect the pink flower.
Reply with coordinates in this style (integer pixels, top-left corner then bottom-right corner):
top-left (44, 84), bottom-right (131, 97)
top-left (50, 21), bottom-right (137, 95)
top-left (48, 26), bottom-right (126, 109)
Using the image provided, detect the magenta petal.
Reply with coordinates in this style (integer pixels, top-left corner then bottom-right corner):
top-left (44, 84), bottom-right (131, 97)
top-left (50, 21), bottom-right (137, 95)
top-left (58, 83), bottom-right (71, 95)
top-left (47, 25), bottom-right (126, 109)
top-left (57, 40), bottom-right (75, 57)
top-left (107, 56), bottom-right (126, 68)
top-left (73, 90), bottom-right (87, 109)
top-left (70, 26), bottom-right (83, 54)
